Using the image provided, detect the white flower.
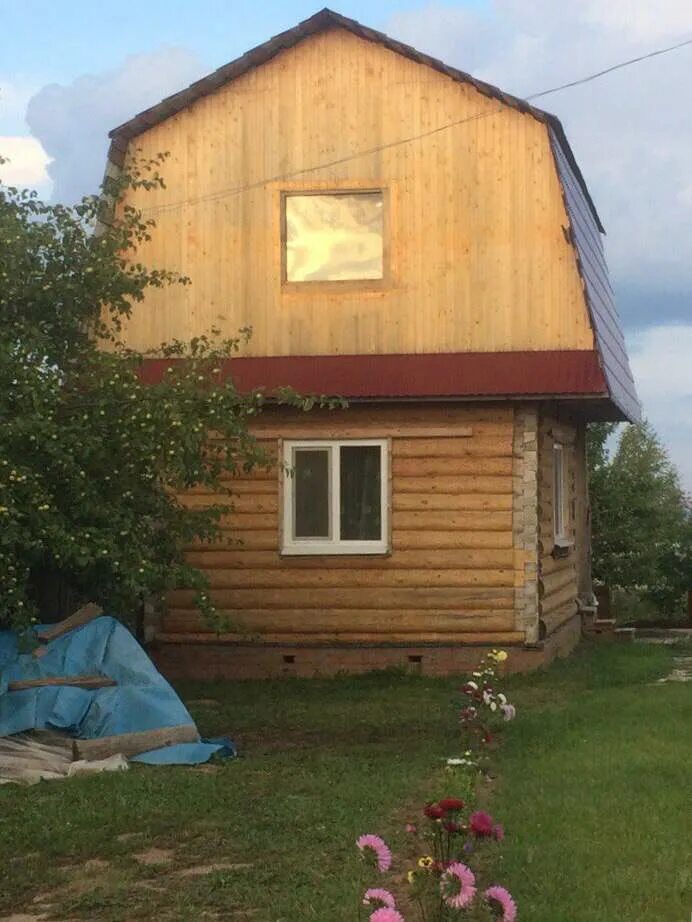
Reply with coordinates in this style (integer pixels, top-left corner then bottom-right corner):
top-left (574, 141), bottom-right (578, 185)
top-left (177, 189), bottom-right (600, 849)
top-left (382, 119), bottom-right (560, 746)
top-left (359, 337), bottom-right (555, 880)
top-left (446, 758), bottom-right (465, 766)
top-left (500, 703), bottom-right (516, 722)
top-left (490, 702), bottom-right (497, 712)
top-left (466, 681), bottom-right (478, 691)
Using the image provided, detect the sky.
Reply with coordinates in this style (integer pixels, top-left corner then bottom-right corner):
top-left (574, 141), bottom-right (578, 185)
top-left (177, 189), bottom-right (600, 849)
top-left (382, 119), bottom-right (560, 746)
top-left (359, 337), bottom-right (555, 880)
top-left (1, 0), bottom-right (691, 489)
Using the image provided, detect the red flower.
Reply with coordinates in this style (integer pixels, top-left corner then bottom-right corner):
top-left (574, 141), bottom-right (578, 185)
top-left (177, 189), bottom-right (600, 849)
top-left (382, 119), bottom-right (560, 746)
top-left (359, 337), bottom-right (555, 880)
top-left (438, 798), bottom-right (464, 812)
top-left (443, 821), bottom-right (463, 834)
top-left (469, 811), bottom-right (494, 837)
top-left (424, 803), bottom-right (446, 820)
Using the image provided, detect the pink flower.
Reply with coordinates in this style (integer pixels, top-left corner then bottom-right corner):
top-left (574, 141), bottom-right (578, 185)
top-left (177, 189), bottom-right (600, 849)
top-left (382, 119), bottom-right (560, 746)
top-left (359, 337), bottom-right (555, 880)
top-left (356, 834), bottom-right (392, 873)
top-left (440, 862), bottom-right (476, 909)
top-left (369, 909), bottom-right (405, 922)
top-left (405, 823), bottom-right (417, 834)
top-left (363, 889), bottom-right (396, 910)
top-left (492, 823), bottom-right (505, 841)
top-left (485, 885), bottom-right (517, 921)
top-left (500, 703), bottom-right (516, 722)
top-left (470, 811), bottom-right (494, 837)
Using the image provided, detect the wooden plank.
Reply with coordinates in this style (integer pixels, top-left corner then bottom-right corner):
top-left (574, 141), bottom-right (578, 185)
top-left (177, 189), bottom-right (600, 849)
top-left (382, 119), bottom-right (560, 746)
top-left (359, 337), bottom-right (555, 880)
top-left (393, 510), bottom-right (511, 531)
top-left (184, 548), bottom-right (516, 569)
top-left (72, 724), bottom-right (199, 761)
top-left (179, 494), bottom-right (279, 513)
top-left (8, 675), bottom-right (117, 692)
top-left (393, 442), bottom-right (513, 468)
top-left (395, 530), bottom-right (513, 549)
top-left (37, 603), bottom-right (103, 642)
top-left (540, 566), bottom-right (577, 598)
top-left (252, 425), bottom-right (474, 440)
top-left (168, 586), bottom-right (515, 610)
top-left (201, 567), bottom-right (515, 590)
top-left (163, 607), bottom-right (515, 634)
top-left (540, 603), bottom-right (578, 637)
top-left (393, 493), bottom-right (512, 512)
top-left (157, 630), bottom-right (526, 645)
top-left (541, 581), bottom-right (578, 614)
top-left (396, 474), bottom-right (512, 493)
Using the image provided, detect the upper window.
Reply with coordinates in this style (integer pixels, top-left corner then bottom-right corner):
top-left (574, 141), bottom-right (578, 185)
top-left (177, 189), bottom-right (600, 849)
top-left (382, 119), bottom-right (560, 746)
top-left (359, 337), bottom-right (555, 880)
top-left (552, 442), bottom-right (568, 541)
top-left (282, 439), bottom-right (388, 555)
top-left (283, 191), bottom-right (384, 283)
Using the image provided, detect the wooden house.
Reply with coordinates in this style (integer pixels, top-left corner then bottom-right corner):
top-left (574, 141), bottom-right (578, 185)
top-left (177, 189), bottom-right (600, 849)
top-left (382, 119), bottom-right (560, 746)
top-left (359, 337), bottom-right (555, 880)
top-left (106, 9), bottom-right (639, 677)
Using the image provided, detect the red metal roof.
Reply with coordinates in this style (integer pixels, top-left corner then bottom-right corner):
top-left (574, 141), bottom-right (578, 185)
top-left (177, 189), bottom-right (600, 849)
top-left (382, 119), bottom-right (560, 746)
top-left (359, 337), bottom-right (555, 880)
top-left (139, 350), bottom-right (608, 400)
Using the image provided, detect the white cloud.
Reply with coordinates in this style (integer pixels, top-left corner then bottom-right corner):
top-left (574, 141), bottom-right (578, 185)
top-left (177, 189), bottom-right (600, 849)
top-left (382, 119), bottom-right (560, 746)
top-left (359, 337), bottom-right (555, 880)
top-left (0, 135), bottom-right (51, 190)
top-left (0, 77), bottom-right (43, 133)
top-left (629, 324), bottom-right (692, 491)
top-left (25, 47), bottom-right (204, 203)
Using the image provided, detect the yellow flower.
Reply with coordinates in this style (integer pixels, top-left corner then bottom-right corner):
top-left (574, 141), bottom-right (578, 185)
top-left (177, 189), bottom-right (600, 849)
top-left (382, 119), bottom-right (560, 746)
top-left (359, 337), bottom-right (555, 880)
top-left (407, 870), bottom-right (417, 885)
top-left (418, 856), bottom-right (434, 870)
top-left (495, 650), bottom-right (508, 662)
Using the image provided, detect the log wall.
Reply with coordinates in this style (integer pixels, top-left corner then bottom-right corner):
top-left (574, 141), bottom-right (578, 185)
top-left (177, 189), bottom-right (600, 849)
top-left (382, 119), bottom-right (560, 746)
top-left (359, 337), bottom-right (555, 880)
top-left (163, 403), bottom-right (526, 645)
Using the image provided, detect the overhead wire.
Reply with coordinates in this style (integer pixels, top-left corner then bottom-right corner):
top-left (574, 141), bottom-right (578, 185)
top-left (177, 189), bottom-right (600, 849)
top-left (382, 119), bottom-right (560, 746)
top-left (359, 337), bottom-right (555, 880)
top-left (138, 33), bottom-right (692, 217)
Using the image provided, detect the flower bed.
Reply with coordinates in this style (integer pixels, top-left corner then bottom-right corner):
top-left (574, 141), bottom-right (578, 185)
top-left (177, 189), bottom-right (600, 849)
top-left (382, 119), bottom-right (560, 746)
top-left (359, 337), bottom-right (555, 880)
top-left (355, 650), bottom-right (518, 920)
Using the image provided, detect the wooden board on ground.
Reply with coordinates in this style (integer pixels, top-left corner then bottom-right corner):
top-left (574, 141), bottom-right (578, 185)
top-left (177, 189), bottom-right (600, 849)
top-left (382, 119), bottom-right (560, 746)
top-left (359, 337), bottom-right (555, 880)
top-left (7, 675), bottom-right (117, 692)
top-left (37, 602), bottom-right (104, 642)
top-left (72, 724), bottom-right (199, 761)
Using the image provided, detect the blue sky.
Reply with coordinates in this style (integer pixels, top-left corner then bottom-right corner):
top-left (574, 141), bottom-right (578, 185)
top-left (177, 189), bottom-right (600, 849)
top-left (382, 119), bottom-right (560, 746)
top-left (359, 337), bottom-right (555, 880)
top-left (1, 0), bottom-right (691, 487)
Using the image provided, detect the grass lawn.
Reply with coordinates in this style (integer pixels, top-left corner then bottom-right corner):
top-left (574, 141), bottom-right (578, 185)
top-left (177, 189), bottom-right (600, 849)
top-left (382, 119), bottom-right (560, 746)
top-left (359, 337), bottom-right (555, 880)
top-left (1, 639), bottom-right (689, 921)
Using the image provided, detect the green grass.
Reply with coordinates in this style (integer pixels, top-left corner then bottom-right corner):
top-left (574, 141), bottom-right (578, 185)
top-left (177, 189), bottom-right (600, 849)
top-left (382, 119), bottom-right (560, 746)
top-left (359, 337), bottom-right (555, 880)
top-left (1, 641), bottom-right (689, 921)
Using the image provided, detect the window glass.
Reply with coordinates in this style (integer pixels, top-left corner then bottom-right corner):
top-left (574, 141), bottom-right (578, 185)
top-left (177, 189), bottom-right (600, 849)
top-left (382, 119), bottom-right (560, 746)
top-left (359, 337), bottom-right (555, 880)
top-left (293, 448), bottom-right (330, 539)
top-left (339, 445), bottom-right (382, 540)
top-left (285, 192), bottom-right (384, 282)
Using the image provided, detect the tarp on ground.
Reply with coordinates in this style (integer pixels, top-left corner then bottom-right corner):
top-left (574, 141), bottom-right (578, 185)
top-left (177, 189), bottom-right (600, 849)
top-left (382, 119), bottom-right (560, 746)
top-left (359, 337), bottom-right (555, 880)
top-left (0, 615), bottom-right (234, 764)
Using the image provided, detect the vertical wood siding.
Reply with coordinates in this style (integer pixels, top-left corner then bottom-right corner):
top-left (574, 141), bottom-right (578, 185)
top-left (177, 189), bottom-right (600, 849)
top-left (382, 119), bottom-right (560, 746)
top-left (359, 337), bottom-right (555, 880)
top-left (115, 28), bottom-right (594, 359)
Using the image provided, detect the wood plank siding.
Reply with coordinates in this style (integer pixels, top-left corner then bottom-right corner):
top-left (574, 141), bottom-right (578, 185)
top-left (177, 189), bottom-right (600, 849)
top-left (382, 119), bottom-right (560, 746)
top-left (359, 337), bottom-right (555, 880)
top-left (114, 27), bottom-right (594, 359)
top-left (163, 404), bottom-right (528, 645)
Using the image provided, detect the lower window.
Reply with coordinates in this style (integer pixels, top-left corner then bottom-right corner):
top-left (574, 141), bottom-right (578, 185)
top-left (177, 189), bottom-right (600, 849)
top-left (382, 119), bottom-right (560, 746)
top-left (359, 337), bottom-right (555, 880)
top-left (282, 439), bottom-right (389, 554)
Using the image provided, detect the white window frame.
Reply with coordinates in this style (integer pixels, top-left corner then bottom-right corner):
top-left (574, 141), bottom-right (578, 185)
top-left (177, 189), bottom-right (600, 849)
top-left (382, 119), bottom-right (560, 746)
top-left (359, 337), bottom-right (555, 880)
top-left (282, 439), bottom-right (389, 555)
top-left (552, 442), bottom-right (568, 542)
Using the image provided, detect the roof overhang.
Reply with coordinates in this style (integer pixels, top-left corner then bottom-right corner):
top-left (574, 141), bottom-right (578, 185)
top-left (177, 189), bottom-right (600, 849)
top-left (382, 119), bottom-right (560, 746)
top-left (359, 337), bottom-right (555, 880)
top-left (137, 350), bottom-right (628, 419)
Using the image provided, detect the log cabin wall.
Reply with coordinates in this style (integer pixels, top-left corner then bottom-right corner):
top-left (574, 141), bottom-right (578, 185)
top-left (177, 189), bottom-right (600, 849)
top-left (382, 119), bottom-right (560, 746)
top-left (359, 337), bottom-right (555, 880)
top-left (163, 403), bottom-right (530, 648)
top-left (115, 27), bottom-right (594, 359)
top-left (537, 406), bottom-right (587, 639)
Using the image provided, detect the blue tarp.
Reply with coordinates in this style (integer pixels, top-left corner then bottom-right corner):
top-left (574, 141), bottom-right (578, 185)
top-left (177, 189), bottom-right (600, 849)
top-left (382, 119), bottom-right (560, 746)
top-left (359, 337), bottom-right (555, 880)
top-left (0, 616), bottom-right (234, 764)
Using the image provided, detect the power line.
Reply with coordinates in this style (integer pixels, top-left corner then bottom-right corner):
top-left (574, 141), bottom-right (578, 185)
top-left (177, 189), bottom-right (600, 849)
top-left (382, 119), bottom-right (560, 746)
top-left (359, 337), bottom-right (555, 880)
top-left (527, 35), bottom-right (692, 101)
top-left (140, 33), bottom-right (692, 217)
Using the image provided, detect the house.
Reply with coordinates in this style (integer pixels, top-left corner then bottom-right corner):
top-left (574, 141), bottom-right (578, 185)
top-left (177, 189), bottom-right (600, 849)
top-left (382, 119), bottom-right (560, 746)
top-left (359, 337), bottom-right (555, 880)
top-left (106, 9), bottom-right (639, 677)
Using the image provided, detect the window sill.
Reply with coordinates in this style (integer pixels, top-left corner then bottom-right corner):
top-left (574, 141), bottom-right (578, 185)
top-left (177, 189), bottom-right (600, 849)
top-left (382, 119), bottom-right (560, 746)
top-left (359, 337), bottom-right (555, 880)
top-left (551, 537), bottom-right (574, 559)
top-left (281, 544), bottom-right (390, 557)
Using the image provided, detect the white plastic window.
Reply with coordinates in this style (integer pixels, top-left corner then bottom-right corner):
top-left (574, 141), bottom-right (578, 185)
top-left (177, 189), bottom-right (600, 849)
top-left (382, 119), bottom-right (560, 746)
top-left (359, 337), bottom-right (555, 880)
top-left (282, 439), bottom-right (389, 555)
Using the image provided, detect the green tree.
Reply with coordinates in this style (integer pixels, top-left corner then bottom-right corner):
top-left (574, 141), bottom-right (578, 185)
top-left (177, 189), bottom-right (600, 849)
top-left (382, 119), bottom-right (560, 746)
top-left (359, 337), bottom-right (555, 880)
top-left (587, 420), bottom-right (691, 614)
top-left (0, 154), bottom-right (330, 633)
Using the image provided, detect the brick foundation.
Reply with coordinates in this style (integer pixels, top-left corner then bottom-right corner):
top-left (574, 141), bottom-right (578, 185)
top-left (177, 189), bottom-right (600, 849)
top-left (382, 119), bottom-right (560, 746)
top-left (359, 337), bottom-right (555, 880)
top-left (151, 615), bottom-right (582, 680)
